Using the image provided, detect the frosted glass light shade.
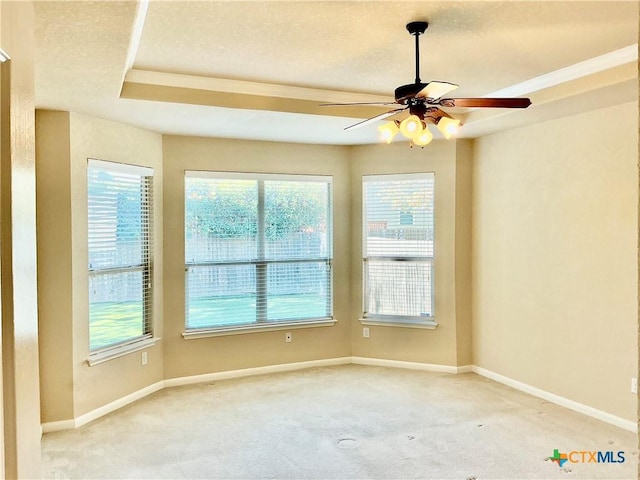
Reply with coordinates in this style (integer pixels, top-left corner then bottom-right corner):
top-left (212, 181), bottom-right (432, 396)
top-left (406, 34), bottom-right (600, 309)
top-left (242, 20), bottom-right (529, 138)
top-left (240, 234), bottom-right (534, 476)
top-left (378, 121), bottom-right (399, 144)
top-left (413, 128), bottom-right (433, 147)
top-left (399, 115), bottom-right (423, 138)
top-left (436, 117), bottom-right (461, 140)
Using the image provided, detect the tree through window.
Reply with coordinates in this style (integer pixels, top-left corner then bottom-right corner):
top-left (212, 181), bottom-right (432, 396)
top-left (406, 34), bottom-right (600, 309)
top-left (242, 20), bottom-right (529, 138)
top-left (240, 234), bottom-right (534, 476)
top-left (184, 172), bottom-right (333, 330)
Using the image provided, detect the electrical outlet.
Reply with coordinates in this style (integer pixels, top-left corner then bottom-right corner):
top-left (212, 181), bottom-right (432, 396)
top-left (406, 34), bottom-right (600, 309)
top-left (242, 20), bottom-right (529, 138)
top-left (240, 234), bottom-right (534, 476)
top-left (631, 377), bottom-right (637, 394)
top-left (285, 332), bottom-right (292, 343)
top-left (141, 351), bottom-right (148, 366)
top-left (363, 327), bottom-right (370, 338)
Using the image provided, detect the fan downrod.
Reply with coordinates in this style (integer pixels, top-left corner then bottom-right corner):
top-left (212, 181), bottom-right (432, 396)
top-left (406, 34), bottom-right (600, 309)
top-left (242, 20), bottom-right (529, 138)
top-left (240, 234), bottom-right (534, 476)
top-left (404, 21), bottom-right (429, 90)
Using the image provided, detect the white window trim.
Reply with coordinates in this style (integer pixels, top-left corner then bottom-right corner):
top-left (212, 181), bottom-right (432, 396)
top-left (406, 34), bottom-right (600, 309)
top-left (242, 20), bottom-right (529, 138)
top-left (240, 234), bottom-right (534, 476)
top-left (86, 337), bottom-right (161, 366)
top-left (362, 172), bottom-right (435, 325)
top-left (359, 318), bottom-right (438, 330)
top-left (87, 158), bottom-right (156, 356)
top-left (183, 318), bottom-right (336, 339)
top-left (88, 158), bottom-right (153, 177)
top-left (362, 173), bottom-right (433, 182)
top-left (186, 170), bottom-right (332, 184)
top-left (184, 171), bottom-right (334, 331)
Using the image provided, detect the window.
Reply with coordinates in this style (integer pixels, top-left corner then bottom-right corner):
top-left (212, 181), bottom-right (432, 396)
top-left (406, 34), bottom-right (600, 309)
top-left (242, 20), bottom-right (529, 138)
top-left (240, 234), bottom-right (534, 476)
top-left (185, 171), bottom-right (332, 331)
top-left (362, 173), bottom-right (435, 324)
top-left (88, 160), bottom-right (153, 352)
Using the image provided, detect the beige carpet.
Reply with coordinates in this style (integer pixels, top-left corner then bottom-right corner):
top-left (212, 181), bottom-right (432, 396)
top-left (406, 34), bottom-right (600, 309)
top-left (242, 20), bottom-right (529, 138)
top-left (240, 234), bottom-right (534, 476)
top-left (41, 365), bottom-right (637, 479)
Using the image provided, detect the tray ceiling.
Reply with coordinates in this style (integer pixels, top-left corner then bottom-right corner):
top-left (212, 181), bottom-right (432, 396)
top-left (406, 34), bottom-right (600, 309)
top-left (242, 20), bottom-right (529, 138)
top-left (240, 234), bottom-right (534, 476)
top-left (35, 1), bottom-right (639, 145)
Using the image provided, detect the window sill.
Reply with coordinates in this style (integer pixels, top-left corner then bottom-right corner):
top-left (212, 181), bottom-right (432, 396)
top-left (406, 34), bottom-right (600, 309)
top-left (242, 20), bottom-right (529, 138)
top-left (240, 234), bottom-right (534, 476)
top-left (183, 318), bottom-right (336, 339)
top-left (359, 318), bottom-right (438, 329)
top-left (87, 337), bottom-right (161, 366)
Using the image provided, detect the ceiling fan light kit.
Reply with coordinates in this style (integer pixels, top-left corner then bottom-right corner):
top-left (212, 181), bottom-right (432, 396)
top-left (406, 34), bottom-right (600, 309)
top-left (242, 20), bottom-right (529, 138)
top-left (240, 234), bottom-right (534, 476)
top-left (378, 121), bottom-right (400, 144)
top-left (399, 114), bottom-right (423, 137)
top-left (322, 21), bottom-right (532, 148)
top-left (436, 116), bottom-right (462, 140)
top-left (413, 128), bottom-right (433, 147)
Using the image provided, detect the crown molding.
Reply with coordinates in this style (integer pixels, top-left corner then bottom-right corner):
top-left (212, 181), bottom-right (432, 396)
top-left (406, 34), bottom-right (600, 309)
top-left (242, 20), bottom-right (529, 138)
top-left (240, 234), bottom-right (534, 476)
top-left (125, 0), bottom-right (149, 73)
top-left (486, 44), bottom-right (638, 98)
top-left (124, 68), bottom-right (393, 105)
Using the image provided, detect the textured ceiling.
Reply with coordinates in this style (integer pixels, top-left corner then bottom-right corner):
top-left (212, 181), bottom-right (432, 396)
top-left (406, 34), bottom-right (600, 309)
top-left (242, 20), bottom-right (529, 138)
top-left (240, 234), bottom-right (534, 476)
top-left (34, 1), bottom-right (639, 145)
top-left (135, 1), bottom-right (637, 96)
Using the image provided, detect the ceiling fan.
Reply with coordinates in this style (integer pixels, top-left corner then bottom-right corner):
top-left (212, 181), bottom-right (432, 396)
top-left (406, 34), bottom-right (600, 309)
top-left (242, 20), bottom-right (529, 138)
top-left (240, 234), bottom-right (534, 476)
top-left (321, 21), bottom-right (531, 146)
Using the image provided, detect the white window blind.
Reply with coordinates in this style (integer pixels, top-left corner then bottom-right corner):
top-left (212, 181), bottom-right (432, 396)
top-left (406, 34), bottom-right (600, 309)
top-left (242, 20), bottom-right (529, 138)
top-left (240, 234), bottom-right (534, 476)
top-left (88, 159), bottom-right (153, 351)
top-left (185, 172), bottom-right (333, 330)
top-left (362, 173), bottom-right (434, 321)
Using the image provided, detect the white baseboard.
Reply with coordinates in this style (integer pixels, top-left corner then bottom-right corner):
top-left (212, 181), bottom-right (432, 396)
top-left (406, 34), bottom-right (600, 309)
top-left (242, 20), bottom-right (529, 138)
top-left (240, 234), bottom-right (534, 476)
top-left (42, 359), bottom-right (635, 434)
top-left (164, 357), bottom-right (352, 388)
top-left (42, 419), bottom-right (75, 434)
top-left (42, 381), bottom-right (165, 433)
top-left (74, 380), bottom-right (166, 429)
top-left (351, 356), bottom-right (460, 374)
top-left (472, 366), bottom-right (637, 433)
top-left (43, 359), bottom-right (352, 432)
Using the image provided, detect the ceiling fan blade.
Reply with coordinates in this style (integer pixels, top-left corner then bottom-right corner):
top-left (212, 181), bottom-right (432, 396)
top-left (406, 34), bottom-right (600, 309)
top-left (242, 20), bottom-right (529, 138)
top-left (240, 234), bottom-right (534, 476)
top-left (320, 101), bottom-right (398, 107)
top-left (416, 81), bottom-right (459, 100)
top-left (344, 107), bottom-right (407, 130)
top-left (439, 97), bottom-right (532, 108)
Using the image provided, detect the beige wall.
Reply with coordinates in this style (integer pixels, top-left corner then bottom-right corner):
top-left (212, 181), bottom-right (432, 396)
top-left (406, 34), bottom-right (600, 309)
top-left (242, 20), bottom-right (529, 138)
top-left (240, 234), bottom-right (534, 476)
top-left (69, 113), bottom-right (164, 416)
top-left (349, 140), bottom-right (472, 366)
top-left (37, 111), bottom-right (164, 421)
top-left (38, 131), bottom-right (473, 418)
top-left (454, 140), bottom-right (473, 366)
top-left (0, 1), bottom-right (42, 477)
top-left (162, 136), bottom-right (351, 379)
top-left (472, 101), bottom-right (638, 421)
top-left (35, 104), bottom-right (637, 432)
top-left (36, 111), bottom-right (74, 422)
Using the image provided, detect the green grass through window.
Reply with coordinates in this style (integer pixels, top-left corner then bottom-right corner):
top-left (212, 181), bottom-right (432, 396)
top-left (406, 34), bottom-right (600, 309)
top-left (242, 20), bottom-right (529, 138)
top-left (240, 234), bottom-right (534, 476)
top-left (90, 294), bottom-right (329, 350)
top-left (187, 294), bottom-right (328, 328)
top-left (89, 301), bottom-right (144, 351)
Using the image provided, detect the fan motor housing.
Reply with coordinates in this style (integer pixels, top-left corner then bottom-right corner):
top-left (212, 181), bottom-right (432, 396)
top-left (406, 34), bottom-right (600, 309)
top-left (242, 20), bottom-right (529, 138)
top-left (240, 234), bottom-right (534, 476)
top-left (395, 83), bottom-right (428, 104)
